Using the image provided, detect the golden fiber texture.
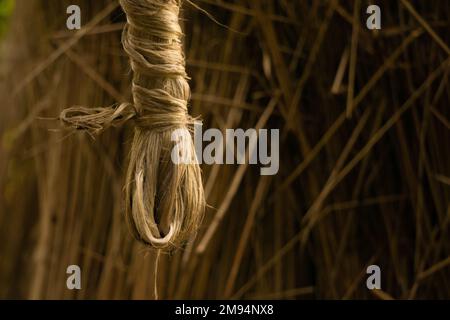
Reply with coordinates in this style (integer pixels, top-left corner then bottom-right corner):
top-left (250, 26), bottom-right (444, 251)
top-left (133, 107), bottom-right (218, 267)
top-left (60, 0), bottom-right (205, 250)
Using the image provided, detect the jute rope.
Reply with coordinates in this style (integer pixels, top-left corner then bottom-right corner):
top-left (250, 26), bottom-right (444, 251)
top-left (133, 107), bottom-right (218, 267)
top-left (60, 0), bottom-right (205, 250)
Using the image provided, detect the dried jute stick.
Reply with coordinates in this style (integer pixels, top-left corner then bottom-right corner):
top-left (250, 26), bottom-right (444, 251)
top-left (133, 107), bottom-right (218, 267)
top-left (60, 0), bottom-right (205, 250)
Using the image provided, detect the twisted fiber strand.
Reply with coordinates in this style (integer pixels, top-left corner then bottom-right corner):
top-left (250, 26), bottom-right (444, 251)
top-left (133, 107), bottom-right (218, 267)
top-left (60, 0), bottom-right (205, 250)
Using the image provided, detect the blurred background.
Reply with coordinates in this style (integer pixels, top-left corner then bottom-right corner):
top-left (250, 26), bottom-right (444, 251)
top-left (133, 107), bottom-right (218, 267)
top-left (0, 0), bottom-right (449, 299)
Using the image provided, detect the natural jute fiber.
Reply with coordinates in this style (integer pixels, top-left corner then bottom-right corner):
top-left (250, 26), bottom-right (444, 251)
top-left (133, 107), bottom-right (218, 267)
top-left (60, 0), bottom-right (205, 250)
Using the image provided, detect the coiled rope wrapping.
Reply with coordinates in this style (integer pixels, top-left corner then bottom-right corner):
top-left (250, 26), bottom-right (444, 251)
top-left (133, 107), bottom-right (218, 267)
top-left (60, 0), bottom-right (205, 250)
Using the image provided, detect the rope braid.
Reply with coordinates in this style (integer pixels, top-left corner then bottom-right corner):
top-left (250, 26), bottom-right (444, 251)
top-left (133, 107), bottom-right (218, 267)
top-left (60, 0), bottom-right (205, 250)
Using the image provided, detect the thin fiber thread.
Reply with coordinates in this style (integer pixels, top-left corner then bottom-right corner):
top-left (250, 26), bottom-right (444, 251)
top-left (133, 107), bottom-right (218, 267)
top-left (60, 0), bottom-right (205, 250)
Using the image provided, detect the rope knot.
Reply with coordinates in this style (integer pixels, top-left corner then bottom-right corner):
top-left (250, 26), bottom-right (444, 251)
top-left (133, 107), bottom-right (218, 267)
top-left (132, 85), bottom-right (192, 132)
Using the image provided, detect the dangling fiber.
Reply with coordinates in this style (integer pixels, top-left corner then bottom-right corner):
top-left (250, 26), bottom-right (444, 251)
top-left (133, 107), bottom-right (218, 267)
top-left (60, 0), bottom-right (205, 250)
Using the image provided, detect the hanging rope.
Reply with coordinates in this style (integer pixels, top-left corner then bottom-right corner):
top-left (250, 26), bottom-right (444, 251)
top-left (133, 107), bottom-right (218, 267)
top-left (60, 0), bottom-right (205, 250)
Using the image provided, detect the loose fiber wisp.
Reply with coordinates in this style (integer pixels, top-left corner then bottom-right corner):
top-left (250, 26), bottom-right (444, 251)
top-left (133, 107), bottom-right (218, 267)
top-left (60, 0), bottom-right (205, 250)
